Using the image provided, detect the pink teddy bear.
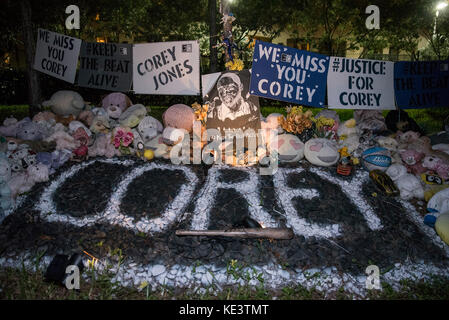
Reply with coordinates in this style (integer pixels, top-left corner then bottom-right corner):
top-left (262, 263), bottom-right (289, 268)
top-left (422, 155), bottom-right (449, 180)
top-left (399, 149), bottom-right (427, 175)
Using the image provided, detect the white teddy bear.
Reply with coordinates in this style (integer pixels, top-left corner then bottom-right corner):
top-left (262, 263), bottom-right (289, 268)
top-left (386, 163), bottom-right (424, 200)
top-left (8, 163), bottom-right (49, 198)
top-left (42, 90), bottom-right (85, 116)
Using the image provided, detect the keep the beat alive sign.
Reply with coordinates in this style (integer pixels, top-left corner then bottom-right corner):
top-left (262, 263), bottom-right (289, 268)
top-left (133, 41), bottom-right (200, 95)
top-left (327, 57), bottom-right (395, 110)
top-left (33, 28), bottom-right (82, 84)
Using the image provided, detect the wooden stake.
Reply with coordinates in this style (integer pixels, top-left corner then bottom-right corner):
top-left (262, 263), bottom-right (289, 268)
top-left (175, 228), bottom-right (294, 240)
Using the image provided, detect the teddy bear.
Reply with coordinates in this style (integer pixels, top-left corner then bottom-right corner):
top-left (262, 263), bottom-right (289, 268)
top-left (163, 104), bottom-right (195, 132)
top-left (16, 120), bottom-right (45, 141)
top-left (32, 111), bottom-right (56, 123)
top-left (44, 131), bottom-right (78, 151)
top-left (42, 90), bottom-right (85, 116)
top-left (0, 117), bottom-right (19, 137)
top-left (77, 110), bottom-right (95, 127)
top-left (0, 117), bottom-right (34, 138)
top-left (376, 136), bottom-right (402, 164)
top-left (146, 134), bottom-right (169, 158)
top-left (337, 118), bottom-right (360, 154)
top-left (137, 116), bottom-right (164, 146)
top-left (88, 133), bottom-right (120, 158)
top-left (71, 127), bottom-right (90, 160)
top-left (354, 110), bottom-right (387, 133)
top-left (422, 155), bottom-right (449, 180)
top-left (386, 163), bottom-right (424, 200)
top-left (161, 104), bottom-right (195, 146)
top-left (90, 109), bottom-right (111, 134)
top-left (7, 145), bottom-right (37, 173)
top-left (119, 104), bottom-right (148, 128)
top-left (8, 163), bottom-right (49, 199)
top-left (399, 149), bottom-right (427, 175)
top-left (0, 154), bottom-right (12, 212)
top-left (101, 92), bottom-right (132, 120)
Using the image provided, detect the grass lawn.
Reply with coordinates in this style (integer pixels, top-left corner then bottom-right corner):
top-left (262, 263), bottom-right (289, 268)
top-left (1, 105), bottom-right (447, 136)
top-left (1, 262), bottom-right (449, 300)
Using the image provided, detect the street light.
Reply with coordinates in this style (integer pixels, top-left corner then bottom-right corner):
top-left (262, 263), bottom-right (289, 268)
top-left (434, 1), bottom-right (448, 36)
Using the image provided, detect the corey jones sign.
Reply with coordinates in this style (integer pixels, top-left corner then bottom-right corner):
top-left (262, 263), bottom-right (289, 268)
top-left (133, 41), bottom-right (200, 95)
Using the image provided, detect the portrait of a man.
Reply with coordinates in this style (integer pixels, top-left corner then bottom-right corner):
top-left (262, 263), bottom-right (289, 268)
top-left (204, 70), bottom-right (261, 137)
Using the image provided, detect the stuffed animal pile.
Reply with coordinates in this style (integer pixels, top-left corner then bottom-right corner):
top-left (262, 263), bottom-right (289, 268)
top-left (1, 91), bottom-right (449, 236)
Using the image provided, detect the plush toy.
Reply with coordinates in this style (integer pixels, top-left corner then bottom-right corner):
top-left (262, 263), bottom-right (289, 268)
top-left (119, 104), bottom-right (147, 128)
top-left (42, 90), bottom-right (85, 116)
top-left (137, 116), bottom-right (164, 146)
top-left (337, 119), bottom-right (360, 154)
top-left (304, 138), bottom-right (339, 166)
top-left (7, 145), bottom-right (37, 173)
top-left (146, 134), bottom-right (169, 158)
top-left (69, 121), bottom-right (92, 138)
top-left (377, 136), bottom-right (401, 164)
top-left (422, 155), bottom-right (449, 180)
top-left (268, 133), bottom-right (304, 162)
top-left (0, 155), bottom-right (12, 211)
top-left (0, 117), bottom-right (34, 138)
top-left (399, 149), bottom-right (426, 175)
top-left (396, 130), bottom-right (421, 148)
top-left (16, 120), bottom-right (45, 141)
top-left (435, 213), bottom-right (449, 245)
top-left (77, 110), bottom-right (95, 127)
top-left (162, 104), bottom-right (195, 132)
top-left (90, 112), bottom-right (111, 134)
top-left (71, 127), bottom-right (90, 159)
top-left (432, 143), bottom-right (449, 155)
top-left (8, 163), bottom-right (49, 198)
top-left (386, 164), bottom-right (424, 200)
top-left (101, 92), bottom-right (132, 120)
top-left (430, 131), bottom-right (449, 146)
top-left (354, 110), bottom-right (387, 133)
top-left (88, 133), bottom-right (120, 158)
top-left (51, 149), bottom-right (72, 169)
top-left (362, 146), bottom-right (392, 172)
top-left (427, 188), bottom-right (449, 216)
top-left (385, 110), bottom-right (422, 134)
top-left (0, 117), bottom-right (19, 137)
top-left (54, 114), bottom-right (76, 127)
top-left (32, 111), bottom-right (56, 123)
top-left (162, 127), bottom-right (188, 146)
top-left (44, 131), bottom-right (78, 151)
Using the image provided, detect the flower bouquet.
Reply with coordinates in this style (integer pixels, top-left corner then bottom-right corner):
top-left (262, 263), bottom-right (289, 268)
top-left (280, 106), bottom-right (316, 143)
top-left (112, 127), bottom-right (134, 156)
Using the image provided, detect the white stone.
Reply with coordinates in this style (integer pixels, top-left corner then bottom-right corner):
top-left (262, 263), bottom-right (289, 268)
top-left (151, 264), bottom-right (166, 276)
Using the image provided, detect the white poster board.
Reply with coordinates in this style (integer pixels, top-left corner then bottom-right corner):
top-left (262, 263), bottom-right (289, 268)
top-left (327, 57), bottom-right (395, 110)
top-left (33, 28), bottom-right (82, 83)
top-left (133, 41), bottom-right (200, 95)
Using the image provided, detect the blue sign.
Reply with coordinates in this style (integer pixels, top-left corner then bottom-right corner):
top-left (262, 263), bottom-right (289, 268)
top-left (249, 41), bottom-right (330, 107)
top-left (394, 60), bottom-right (449, 108)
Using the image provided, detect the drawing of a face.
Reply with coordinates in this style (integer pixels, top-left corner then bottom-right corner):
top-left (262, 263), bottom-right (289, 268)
top-left (217, 73), bottom-right (243, 111)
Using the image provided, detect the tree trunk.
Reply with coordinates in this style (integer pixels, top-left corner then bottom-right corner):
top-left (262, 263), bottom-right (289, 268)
top-left (20, 0), bottom-right (41, 117)
top-left (208, 0), bottom-right (218, 73)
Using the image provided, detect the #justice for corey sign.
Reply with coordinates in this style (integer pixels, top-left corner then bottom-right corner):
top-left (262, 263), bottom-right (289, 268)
top-left (327, 57), bottom-right (395, 110)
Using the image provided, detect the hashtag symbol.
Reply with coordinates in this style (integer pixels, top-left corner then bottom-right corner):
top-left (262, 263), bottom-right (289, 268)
top-left (332, 58), bottom-right (340, 72)
top-left (86, 43), bottom-right (91, 56)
